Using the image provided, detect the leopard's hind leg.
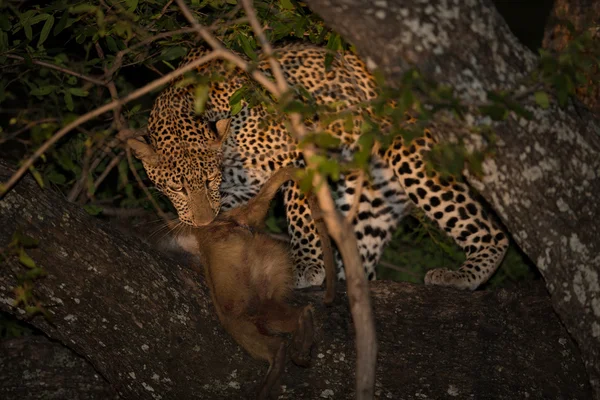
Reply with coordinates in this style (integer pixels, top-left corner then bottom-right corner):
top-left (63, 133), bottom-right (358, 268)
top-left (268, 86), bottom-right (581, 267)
top-left (382, 130), bottom-right (509, 290)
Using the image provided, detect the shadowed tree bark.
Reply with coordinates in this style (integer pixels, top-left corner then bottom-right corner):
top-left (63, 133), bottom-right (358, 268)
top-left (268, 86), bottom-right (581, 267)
top-left (301, 0), bottom-right (600, 397)
top-left (0, 158), bottom-right (593, 400)
top-left (0, 335), bottom-right (118, 400)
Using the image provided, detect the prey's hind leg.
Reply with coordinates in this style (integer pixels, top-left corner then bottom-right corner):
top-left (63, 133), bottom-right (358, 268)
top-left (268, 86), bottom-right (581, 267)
top-left (253, 302), bottom-right (314, 367)
top-left (258, 341), bottom-right (286, 400)
top-left (289, 305), bottom-right (314, 367)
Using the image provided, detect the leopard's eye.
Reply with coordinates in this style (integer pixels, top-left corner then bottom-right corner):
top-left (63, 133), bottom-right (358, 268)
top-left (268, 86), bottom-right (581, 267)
top-left (206, 173), bottom-right (219, 182)
top-left (170, 185), bottom-right (184, 192)
top-left (168, 178), bottom-right (185, 192)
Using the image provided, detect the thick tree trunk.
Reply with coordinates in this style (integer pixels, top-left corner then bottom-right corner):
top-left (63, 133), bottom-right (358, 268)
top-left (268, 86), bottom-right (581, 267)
top-left (0, 161), bottom-right (593, 399)
top-left (303, 0), bottom-right (600, 397)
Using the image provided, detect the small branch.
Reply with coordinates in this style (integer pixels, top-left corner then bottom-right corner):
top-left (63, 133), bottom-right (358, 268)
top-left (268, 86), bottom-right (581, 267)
top-left (378, 261), bottom-right (421, 279)
top-left (96, 42), bottom-right (125, 131)
top-left (125, 148), bottom-right (172, 226)
top-left (241, 0), bottom-right (288, 95)
top-left (68, 139), bottom-right (95, 203)
top-left (103, 27), bottom-right (198, 79)
top-left (0, 118), bottom-right (58, 144)
top-left (175, 0), bottom-right (224, 49)
top-left (4, 54), bottom-right (107, 86)
top-left (90, 152), bottom-right (124, 198)
top-left (146, 0), bottom-right (175, 30)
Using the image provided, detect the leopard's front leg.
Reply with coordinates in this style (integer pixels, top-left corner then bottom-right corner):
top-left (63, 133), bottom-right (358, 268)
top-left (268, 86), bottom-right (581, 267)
top-left (281, 181), bottom-right (328, 288)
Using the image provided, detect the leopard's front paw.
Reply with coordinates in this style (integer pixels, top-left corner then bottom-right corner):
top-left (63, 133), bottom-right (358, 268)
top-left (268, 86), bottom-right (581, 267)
top-left (424, 268), bottom-right (477, 291)
top-left (294, 265), bottom-right (326, 289)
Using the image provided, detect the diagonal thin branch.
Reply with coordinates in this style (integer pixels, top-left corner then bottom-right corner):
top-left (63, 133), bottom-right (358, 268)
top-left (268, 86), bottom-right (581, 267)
top-left (125, 147), bottom-right (172, 225)
top-left (241, 0), bottom-right (288, 95)
top-left (5, 54), bottom-right (107, 86)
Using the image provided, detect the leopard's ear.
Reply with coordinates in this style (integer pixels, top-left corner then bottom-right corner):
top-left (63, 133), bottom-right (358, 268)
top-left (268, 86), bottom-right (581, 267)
top-left (207, 118), bottom-right (231, 151)
top-left (216, 118), bottom-right (231, 141)
top-left (127, 138), bottom-right (161, 167)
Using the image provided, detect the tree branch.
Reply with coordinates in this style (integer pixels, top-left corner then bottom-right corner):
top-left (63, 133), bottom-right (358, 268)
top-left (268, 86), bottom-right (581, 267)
top-left (4, 54), bottom-right (107, 86)
top-left (0, 160), bottom-right (592, 399)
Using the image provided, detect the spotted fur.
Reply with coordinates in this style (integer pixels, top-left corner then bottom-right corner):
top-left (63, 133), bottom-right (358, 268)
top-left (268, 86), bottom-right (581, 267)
top-left (133, 45), bottom-right (509, 290)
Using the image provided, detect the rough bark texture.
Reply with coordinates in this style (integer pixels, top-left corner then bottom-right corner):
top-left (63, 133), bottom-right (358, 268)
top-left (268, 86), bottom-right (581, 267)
top-left (543, 0), bottom-right (600, 114)
top-left (0, 335), bottom-right (118, 400)
top-left (302, 0), bottom-right (600, 397)
top-left (0, 161), bottom-right (593, 399)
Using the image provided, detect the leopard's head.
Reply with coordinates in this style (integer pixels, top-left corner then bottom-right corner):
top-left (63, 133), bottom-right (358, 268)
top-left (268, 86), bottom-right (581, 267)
top-left (129, 88), bottom-right (229, 226)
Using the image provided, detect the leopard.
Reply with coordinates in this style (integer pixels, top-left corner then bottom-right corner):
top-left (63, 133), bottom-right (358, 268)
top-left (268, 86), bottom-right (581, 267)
top-left (128, 44), bottom-right (509, 291)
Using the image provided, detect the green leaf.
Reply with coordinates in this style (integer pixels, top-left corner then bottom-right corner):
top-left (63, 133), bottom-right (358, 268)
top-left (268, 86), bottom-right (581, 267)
top-left (161, 46), bottom-right (187, 61)
top-left (23, 22), bottom-right (33, 41)
top-left (360, 118), bottom-right (374, 135)
top-left (46, 169), bottom-right (66, 184)
top-left (506, 100), bottom-right (533, 120)
top-left (229, 86), bottom-right (247, 107)
top-left (344, 114), bottom-right (354, 132)
top-left (238, 34), bottom-right (257, 61)
top-left (83, 204), bottom-right (103, 216)
top-left (283, 100), bottom-right (307, 114)
top-left (534, 91), bottom-right (550, 109)
top-left (265, 216), bottom-right (283, 233)
top-left (231, 101), bottom-right (243, 116)
top-left (28, 165), bottom-right (44, 188)
top-left (70, 4), bottom-right (97, 14)
top-left (324, 33), bottom-right (342, 71)
top-left (298, 168), bottom-right (315, 193)
top-left (280, 0), bottom-right (294, 10)
top-left (319, 159), bottom-right (341, 181)
top-left (64, 91), bottom-right (74, 111)
top-left (69, 87), bottom-right (89, 97)
top-left (0, 31), bottom-right (9, 51)
top-left (118, 159), bottom-right (129, 187)
top-left (478, 104), bottom-right (507, 121)
top-left (28, 13), bottom-right (51, 25)
top-left (19, 249), bottom-right (36, 269)
top-left (125, 0), bottom-right (139, 11)
top-left (0, 13), bottom-right (11, 31)
top-left (12, 231), bottom-right (38, 248)
top-left (37, 15), bottom-right (54, 47)
top-left (106, 36), bottom-right (118, 52)
top-left (194, 84), bottom-right (210, 114)
top-left (53, 11), bottom-right (68, 36)
top-left (302, 133), bottom-right (341, 149)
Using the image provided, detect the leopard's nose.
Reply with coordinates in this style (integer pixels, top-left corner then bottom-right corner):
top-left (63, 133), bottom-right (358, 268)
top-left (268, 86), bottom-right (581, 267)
top-left (189, 189), bottom-right (217, 226)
